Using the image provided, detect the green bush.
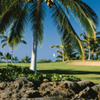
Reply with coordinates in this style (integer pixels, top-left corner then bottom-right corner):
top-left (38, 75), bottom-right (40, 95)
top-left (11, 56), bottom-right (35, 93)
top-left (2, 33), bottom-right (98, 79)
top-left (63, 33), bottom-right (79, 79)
top-left (45, 73), bottom-right (81, 82)
top-left (37, 59), bottom-right (52, 63)
top-left (27, 72), bottom-right (43, 82)
top-left (0, 64), bottom-right (81, 83)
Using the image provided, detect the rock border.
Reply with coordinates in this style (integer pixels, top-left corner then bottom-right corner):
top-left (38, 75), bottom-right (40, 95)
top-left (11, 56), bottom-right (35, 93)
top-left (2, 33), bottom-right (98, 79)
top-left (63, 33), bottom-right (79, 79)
top-left (0, 77), bottom-right (100, 100)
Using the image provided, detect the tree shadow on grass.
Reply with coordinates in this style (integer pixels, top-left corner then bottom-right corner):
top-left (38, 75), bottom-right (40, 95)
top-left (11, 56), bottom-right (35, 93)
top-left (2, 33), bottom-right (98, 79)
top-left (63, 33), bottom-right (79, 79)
top-left (38, 69), bottom-right (100, 75)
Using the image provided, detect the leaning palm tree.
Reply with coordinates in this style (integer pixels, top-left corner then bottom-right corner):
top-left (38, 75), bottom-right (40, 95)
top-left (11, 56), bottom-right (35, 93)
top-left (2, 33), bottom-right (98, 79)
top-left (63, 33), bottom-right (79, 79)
top-left (3, 52), bottom-right (11, 63)
top-left (0, 0), bottom-right (98, 71)
top-left (0, 35), bottom-right (27, 63)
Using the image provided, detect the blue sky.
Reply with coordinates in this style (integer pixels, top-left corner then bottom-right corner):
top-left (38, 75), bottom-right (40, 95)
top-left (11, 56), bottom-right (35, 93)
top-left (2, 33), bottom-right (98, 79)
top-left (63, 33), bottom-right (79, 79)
top-left (0, 0), bottom-right (100, 62)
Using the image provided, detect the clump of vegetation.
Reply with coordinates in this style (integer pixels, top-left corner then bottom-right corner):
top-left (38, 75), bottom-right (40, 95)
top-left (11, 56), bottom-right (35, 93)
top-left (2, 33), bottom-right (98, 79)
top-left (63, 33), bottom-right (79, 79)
top-left (0, 64), bottom-right (35, 82)
top-left (45, 73), bottom-right (81, 82)
top-left (37, 59), bottom-right (52, 63)
top-left (0, 64), bottom-right (81, 83)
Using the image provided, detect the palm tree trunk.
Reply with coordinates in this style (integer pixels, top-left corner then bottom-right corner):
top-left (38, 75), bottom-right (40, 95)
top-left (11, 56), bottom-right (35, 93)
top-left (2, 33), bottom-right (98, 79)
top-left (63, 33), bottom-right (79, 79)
top-left (88, 40), bottom-right (90, 60)
top-left (30, 0), bottom-right (42, 72)
top-left (11, 47), bottom-right (13, 63)
top-left (96, 53), bottom-right (98, 60)
top-left (63, 48), bottom-right (64, 62)
top-left (6, 59), bottom-right (8, 63)
top-left (91, 53), bottom-right (93, 60)
top-left (88, 45), bottom-right (90, 60)
top-left (30, 33), bottom-right (37, 72)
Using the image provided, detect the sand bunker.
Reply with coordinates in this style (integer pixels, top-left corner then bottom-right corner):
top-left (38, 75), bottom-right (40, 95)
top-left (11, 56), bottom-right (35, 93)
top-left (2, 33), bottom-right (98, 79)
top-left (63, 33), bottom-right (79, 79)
top-left (67, 61), bottom-right (100, 66)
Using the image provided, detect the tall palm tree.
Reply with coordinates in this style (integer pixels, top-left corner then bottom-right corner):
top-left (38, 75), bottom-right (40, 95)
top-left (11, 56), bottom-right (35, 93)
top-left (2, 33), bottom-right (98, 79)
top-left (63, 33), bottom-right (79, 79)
top-left (0, 35), bottom-right (27, 63)
top-left (0, 0), bottom-right (98, 71)
top-left (3, 52), bottom-right (11, 63)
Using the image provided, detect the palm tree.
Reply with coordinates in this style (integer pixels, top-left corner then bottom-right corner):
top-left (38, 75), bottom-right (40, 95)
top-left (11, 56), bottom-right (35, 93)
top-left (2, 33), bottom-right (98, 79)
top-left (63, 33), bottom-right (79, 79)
top-left (51, 44), bottom-right (65, 62)
top-left (13, 56), bottom-right (19, 62)
top-left (0, 35), bottom-right (26, 63)
top-left (51, 37), bottom-right (77, 61)
top-left (21, 55), bottom-right (31, 63)
top-left (0, 52), bottom-right (3, 62)
top-left (56, 48), bottom-right (77, 61)
top-left (0, 0), bottom-right (98, 71)
top-left (3, 52), bottom-right (11, 63)
top-left (80, 31), bottom-right (100, 60)
top-left (90, 32), bottom-right (100, 60)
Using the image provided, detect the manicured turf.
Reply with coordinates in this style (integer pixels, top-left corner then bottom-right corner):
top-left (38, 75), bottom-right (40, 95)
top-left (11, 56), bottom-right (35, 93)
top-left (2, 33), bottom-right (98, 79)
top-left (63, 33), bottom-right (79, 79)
top-left (0, 61), bottom-right (100, 85)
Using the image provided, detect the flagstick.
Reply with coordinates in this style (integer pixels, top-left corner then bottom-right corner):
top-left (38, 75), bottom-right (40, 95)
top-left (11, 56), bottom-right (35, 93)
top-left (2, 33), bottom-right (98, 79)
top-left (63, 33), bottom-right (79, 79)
top-left (53, 53), bottom-right (55, 67)
top-left (53, 56), bottom-right (54, 67)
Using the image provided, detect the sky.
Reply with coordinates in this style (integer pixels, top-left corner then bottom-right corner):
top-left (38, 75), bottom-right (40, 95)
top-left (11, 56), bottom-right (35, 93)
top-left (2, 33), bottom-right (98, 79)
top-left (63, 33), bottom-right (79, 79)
top-left (0, 0), bottom-right (100, 62)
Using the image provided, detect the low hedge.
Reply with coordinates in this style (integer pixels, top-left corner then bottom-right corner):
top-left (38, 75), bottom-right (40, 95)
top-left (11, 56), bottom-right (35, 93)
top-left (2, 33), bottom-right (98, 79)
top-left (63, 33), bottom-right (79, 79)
top-left (0, 64), bottom-right (81, 83)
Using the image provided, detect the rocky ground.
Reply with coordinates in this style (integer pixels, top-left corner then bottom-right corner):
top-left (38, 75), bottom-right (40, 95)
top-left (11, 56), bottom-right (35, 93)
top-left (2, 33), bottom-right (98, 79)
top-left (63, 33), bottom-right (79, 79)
top-left (0, 77), bottom-right (100, 100)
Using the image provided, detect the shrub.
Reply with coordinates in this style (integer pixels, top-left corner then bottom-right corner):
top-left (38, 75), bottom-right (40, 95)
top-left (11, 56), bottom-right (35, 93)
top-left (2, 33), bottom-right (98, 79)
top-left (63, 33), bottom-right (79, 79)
top-left (55, 60), bottom-right (62, 62)
top-left (0, 64), bottom-right (81, 83)
top-left (37, 59), bottom-right (52, 63)
top-left (45, 73), bottom-right (81, 82)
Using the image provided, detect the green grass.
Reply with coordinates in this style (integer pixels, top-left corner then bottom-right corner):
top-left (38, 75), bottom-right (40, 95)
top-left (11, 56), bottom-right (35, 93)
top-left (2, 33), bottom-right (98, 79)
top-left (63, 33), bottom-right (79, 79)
top-left (0, 61), bottom-right (100, 85)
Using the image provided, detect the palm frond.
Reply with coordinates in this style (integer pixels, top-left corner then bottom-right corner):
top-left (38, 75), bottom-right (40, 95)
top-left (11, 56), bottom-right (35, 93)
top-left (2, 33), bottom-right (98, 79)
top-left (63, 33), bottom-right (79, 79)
top-left (0, 35), bottom-right (8, 39)
top-left (51, 45), bottom-right (62, 49)
top-left (8, 3), bottom-right (29, 47)
top-left (0, 0), bottom-right (23, 19)
top-left (0, 1), bottom-right (23, 32)
top-left (51, 1), bottom-right (85, 60)
top-left (0, 52), bottom-right (3, 56)
top-left (1, 39), bottom-right (7, 44)
top-left (59, 0), bottom-right (98, 38)
top-left (96, 32), bottom-right (100, 37)
top-left (30, 0), bottom-right (46, 45)
top-left (56, 50), bottom-right (62, 55)
top-left (1, 43), bottom-right (7, 49)
top-left (21, 40), bottom-right (27, 44)
top-left (56, 55), bottom-right (62, 59)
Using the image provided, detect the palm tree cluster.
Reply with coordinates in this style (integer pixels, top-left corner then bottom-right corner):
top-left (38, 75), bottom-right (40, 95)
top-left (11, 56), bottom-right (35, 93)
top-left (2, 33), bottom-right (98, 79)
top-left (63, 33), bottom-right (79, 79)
top-left (80, 32), bottom-right (100, 60)
top-left (0, 51), bottom-right (31, 63)
top-left (0, 0), bottom-right (98, 71)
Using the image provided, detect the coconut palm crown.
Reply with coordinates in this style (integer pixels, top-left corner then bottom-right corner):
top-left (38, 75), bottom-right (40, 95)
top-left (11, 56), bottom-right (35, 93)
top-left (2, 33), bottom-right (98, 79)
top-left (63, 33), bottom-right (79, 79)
top-left (0, 0), bottom-right (98, 71)
top-left (0, 35), bottom-right (27, 63)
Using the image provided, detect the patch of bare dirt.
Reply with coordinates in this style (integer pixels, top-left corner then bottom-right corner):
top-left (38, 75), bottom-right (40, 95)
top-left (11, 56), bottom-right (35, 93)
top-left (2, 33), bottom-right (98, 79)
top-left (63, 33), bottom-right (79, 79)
top-left (67, 61), bottom-right (100, 66)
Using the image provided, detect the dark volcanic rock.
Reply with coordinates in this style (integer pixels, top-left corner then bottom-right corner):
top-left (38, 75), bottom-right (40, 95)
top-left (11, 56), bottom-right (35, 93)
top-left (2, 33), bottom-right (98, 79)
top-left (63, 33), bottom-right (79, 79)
top-left (0, 77), bottom-right (99, 100)
top-left (38, 82), bottom-right (75, 98)
top-left (77, 80), bottom-right (95, 90)
top-left (73, 86), bottom-right (98, 100)
top-left (0, 82), bottom-right (7, 89)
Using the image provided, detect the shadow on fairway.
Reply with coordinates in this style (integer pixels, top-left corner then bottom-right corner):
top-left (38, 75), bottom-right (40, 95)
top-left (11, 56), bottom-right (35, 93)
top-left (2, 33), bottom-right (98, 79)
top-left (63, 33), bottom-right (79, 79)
top-left (38, 69), bottom-right (100, 75)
